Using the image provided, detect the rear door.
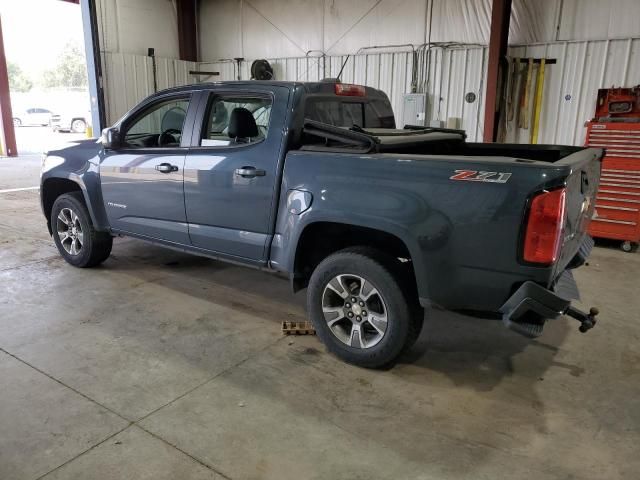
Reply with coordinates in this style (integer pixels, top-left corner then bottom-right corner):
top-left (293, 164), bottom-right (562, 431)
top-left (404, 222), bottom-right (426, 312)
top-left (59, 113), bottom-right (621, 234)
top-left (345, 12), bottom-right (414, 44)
top-left (99, 92), bottom-right (196, 244)
top-left (183, 85), bottom-right (290, 262)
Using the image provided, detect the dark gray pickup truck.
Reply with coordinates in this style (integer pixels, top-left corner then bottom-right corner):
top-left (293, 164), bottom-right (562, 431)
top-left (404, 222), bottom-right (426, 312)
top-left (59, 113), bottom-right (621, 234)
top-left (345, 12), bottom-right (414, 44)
top-left (40, 80), bottom-right (603, 368)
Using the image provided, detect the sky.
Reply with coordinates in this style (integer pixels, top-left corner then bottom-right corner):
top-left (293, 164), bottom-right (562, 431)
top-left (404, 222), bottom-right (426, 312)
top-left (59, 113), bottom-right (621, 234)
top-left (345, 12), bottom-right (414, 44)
top-left (0, 0), bottom-right (85, 75)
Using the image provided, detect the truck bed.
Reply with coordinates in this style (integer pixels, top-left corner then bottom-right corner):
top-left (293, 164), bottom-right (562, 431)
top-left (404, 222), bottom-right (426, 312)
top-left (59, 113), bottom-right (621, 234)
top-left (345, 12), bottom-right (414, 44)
top-left (301, 122), bottom-right (585, 163)
top-left (286, 122), bottom-right (603, 312)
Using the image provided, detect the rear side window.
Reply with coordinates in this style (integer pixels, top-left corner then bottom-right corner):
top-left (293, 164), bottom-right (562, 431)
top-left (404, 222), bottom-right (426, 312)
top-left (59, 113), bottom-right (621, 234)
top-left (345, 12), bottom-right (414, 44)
top-left (200, 95), bottom-right (272, 147)
top-left (306, 98), bottom-right (395, 128)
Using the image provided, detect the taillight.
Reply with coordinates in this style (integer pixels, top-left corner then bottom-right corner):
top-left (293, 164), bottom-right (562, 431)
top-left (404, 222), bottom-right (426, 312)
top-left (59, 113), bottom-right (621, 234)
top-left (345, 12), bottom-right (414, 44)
top-left (334, 83), bottom-right (366, 97)
top-left (523, 188), bottom-right (566, 265)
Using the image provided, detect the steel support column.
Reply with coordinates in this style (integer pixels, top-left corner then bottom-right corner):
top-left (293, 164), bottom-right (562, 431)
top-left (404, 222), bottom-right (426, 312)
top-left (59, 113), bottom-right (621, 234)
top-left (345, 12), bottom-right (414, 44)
top-left (0, 15), bottom-right (17, 157)
top-left (80, 0), bottom-right (105, 134)
top-left (483, 0), bottom-right (512, 142)
top-left (177, 0), bottom-right (198, 62)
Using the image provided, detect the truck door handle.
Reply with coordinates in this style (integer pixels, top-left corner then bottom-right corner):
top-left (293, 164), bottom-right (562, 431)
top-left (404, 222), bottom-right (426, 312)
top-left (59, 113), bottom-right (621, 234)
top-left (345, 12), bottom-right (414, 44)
top-left (235, 166), bottom-right (266, 178)
top-left (155, 163), bottom-right (178, 173)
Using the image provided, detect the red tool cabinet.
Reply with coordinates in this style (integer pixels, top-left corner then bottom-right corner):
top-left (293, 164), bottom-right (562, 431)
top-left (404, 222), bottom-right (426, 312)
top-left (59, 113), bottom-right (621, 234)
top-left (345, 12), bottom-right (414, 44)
top-left (585, 86), bottom-right (640, 252)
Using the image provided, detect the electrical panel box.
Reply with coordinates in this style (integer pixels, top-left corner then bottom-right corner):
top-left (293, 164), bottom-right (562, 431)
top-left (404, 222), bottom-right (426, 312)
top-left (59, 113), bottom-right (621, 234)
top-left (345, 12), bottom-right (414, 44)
top-left (402, 94), bottom-right (426, 127)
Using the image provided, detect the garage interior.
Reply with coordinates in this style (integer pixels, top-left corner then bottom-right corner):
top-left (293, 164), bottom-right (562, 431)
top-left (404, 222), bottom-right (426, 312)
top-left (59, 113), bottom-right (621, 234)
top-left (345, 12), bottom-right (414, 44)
top-left (1, 1), bottom-right (640, 479)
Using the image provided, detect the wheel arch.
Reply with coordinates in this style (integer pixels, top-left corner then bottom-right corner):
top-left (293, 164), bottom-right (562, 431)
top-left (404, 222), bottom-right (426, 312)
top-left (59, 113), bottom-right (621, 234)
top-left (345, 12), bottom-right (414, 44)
top-left (290, 219), bottom-right (427, 300)
top-left (41, 176), bottom-right (106, 234)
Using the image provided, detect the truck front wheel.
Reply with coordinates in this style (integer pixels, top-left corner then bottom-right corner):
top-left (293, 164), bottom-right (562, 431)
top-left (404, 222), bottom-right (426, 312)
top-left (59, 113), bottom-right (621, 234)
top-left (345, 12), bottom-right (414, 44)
top-left (307, 247), bottom-right (423, 368)
top-left (51, 192), bottom-right (113, 268)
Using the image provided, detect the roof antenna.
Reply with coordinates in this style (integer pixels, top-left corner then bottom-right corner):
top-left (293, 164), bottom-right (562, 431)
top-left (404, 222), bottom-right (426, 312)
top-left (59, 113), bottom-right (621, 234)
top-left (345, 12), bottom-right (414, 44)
top-left (336, 55), bottom-right (350, 82)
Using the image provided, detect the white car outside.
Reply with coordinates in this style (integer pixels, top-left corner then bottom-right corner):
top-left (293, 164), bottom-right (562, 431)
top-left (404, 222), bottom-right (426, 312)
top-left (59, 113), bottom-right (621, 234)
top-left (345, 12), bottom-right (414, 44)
top-left (12, 107), bottom-right (52, 127)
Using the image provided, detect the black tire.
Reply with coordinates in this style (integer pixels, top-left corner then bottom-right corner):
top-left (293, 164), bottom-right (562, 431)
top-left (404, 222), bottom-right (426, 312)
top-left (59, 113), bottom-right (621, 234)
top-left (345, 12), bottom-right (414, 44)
top-left (307, 247), bottom-right (424, 369)
top-left (71, 119), bottom-right (87, 133)
top-left (51, 192), bottom-right (113, 268)
top-left (13, 118), bottom-right (21, 127)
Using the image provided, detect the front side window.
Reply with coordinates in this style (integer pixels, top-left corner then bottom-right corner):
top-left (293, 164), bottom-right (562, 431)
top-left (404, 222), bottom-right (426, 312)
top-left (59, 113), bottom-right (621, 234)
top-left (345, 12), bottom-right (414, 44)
top-left (201, 95), bottom-right (272, 147)
top-left (123, 97), bottom-right (190, 148)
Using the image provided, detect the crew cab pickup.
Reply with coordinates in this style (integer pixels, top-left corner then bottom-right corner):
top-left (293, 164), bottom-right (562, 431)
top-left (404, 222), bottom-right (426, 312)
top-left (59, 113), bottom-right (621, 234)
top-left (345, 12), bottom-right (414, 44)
top-left (40, 81), bottom-right (603, 368)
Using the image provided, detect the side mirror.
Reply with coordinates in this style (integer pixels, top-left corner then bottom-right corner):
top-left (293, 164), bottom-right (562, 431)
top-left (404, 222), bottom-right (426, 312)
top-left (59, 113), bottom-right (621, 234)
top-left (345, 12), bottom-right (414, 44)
top-left (101, 127), bottom-right (121, 149)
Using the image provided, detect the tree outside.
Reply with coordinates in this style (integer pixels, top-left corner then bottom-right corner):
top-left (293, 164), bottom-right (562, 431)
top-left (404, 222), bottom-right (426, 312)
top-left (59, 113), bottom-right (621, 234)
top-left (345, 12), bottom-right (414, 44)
top-left (41, 41), bottom-right (88, 89)
top-left (7, 61), bottom-right (33, 92)
top-left (7, 40), bottom-right (87, 92)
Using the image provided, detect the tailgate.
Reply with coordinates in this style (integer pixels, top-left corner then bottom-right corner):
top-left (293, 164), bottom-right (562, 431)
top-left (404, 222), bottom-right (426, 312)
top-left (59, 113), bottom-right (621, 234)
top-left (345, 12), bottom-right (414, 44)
top-left (554, 147), bottom-right (604, 274)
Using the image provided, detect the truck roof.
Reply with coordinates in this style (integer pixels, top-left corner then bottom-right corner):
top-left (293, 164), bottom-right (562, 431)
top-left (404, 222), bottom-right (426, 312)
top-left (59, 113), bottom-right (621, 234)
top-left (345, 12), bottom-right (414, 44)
top-left (152, 80), bottom-right (387, 96)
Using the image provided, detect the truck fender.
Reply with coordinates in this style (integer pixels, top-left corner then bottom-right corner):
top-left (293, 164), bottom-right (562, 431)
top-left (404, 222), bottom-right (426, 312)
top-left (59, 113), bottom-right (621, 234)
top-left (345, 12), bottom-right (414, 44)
top-left (41, 169), bottom-right (110, 233)
top-left (273, 212), bottom-right (431, 304)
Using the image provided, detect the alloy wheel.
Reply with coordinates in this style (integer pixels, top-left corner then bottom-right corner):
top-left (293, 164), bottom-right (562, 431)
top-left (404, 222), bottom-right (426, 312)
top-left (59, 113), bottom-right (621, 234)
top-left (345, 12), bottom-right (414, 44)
top-left (321, 274), bottom-right (388, 349)
top-left (56, 207), bottom-right (84, 256)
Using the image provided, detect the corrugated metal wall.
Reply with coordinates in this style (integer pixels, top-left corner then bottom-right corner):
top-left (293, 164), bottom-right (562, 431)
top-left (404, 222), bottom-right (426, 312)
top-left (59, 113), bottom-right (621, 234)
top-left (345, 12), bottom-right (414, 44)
top-left (102, 53), bottom-right (196, 124)
top-left (198, 38), bottom-right (640, 145)
top-left (199, 47), bottom-right (489, 141)
top-left (102, 37), bottom-right (640, 146)
top-left (197, 0), bottom-right (640, 61)
top-left (96, 0), bottom-right (640, 144)
top-left (507, 38), bottom-right (640, 146)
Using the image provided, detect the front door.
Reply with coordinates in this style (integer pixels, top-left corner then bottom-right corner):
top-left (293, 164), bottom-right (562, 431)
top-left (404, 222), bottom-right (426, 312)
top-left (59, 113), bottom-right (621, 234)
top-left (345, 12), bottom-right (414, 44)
top-left (100, 94), bottom-right (193, 245)
top-left (183, 87), bottom-right (289, 261)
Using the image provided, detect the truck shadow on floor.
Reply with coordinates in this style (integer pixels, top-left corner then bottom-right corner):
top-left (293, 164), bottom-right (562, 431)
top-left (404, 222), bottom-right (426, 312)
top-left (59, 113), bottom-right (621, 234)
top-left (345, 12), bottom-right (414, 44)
top-left (398, 308), bottom-right (581, 391)
top-left (108, 238), bottom-right (581, 393)
top-left (83, 239), bottom-right (593, 477)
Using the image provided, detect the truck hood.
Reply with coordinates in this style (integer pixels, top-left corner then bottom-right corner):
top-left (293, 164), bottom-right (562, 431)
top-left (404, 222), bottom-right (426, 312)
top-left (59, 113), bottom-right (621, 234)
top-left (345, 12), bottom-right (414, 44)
top-left (42, 139), bottom-right (103, 177)
top-left (46, 138), bottom-right (101, 156)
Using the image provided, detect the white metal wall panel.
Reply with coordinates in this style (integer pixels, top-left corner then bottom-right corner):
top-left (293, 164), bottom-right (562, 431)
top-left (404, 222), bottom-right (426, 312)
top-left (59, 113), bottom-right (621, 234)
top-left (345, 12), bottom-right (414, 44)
top-left (194, 47), bottom-right (484, 139)
top-left (199, 0), bottom-right (243, 60)
top-left (102, 53), bottom-right (196, 125)
top-left (96, 0), bottom-right (179, 57)
top-left (102, 38), bottom-right (640, 147)
top-left (322, 0), bottom-right (428, 55)
top-left (94, 0), bottom-right (640, 62)
top-left (504, 38), bottom-right (640, 147)
top-left (197, 0), bottom-right (640, 62)
top-left (417, 46), bottom-right (487, 140)
top-left (558, 0), bottom-right (640, 41)
top-left (243, 0), bottom-right (324, 58)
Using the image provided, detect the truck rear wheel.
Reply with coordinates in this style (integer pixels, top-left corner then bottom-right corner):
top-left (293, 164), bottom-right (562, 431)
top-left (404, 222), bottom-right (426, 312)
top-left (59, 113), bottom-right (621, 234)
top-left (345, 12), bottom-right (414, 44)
top-left (307, 247), bottom-right (423, 368)
top-left (51, 192), bottom-right (113, 268)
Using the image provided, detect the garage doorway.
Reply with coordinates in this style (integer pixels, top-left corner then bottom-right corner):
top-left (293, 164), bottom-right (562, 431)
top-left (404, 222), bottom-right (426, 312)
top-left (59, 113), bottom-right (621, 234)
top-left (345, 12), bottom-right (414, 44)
top-left (1, 0), bottom-right (89, 157)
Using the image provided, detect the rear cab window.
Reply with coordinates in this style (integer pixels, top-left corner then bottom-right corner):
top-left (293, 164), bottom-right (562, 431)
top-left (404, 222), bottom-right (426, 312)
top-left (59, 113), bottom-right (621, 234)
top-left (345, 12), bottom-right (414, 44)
top-left (304, 96), bottom-right (395, 129)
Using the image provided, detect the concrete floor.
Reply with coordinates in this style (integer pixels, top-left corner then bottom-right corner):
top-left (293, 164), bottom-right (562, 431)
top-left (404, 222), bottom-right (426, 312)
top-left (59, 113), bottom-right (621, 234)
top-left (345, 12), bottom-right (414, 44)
top-left (1, 156), bottom-right (639, 480)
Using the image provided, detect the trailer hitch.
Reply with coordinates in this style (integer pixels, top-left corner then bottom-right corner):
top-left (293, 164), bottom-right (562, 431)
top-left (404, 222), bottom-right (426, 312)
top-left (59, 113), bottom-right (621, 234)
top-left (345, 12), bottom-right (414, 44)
top-left (565, 306), bottom-right (599, 333)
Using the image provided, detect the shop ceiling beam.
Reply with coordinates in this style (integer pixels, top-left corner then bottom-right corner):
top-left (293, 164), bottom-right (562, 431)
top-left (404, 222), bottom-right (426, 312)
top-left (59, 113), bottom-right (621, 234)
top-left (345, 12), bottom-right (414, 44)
top-left (177, 0), bottom-right (198, 62)
top-left (483, 0), bottom-right (512, 143)
top-left (0, 15), bottom-right (17, 156)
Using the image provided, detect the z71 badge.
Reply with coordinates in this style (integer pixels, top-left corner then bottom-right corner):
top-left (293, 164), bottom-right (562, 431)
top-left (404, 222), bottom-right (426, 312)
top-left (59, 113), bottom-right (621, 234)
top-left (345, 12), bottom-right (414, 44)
top-left (450, 170), bottom-right (512, 183)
